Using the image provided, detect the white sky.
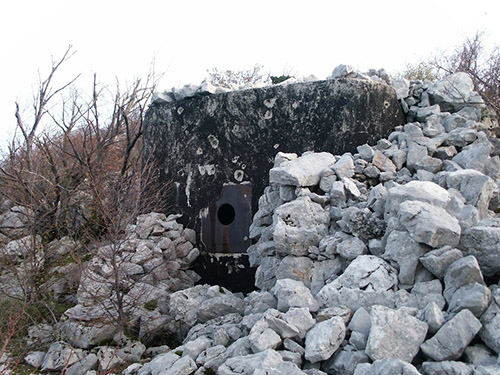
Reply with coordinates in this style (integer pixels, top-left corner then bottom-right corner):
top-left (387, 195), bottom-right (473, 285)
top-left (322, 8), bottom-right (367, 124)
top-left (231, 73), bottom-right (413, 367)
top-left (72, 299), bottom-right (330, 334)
top-left (0, 0), bottom-right (499, 151)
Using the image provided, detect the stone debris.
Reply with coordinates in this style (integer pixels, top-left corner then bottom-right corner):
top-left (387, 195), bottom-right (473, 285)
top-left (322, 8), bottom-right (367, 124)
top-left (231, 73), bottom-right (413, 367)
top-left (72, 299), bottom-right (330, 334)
top-left (6, 71), bottom-right (500, 375)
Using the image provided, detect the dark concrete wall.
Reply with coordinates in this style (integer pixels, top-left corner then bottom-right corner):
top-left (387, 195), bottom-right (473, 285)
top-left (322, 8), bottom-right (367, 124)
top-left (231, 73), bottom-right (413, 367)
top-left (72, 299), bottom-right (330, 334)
top-left (143, 78), bottom-right (404, 251)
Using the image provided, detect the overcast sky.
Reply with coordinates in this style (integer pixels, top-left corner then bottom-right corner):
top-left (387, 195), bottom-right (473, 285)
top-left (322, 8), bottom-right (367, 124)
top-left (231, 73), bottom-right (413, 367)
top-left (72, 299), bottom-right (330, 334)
top-left (1, 0), bottom-right (499, 150)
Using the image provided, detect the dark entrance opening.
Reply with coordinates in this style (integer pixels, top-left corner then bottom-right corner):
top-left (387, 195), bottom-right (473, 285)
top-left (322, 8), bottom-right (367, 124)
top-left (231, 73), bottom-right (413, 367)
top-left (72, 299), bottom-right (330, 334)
top-left (217, 204), bottom-right (236, 225)
top-left (194, 184), bottom-right (257, 293)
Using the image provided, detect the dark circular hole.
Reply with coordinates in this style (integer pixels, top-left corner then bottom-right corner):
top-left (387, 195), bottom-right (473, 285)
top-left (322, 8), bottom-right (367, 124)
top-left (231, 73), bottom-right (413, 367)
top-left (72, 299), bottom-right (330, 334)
top-left (217, 203), bottom-right (235, 225)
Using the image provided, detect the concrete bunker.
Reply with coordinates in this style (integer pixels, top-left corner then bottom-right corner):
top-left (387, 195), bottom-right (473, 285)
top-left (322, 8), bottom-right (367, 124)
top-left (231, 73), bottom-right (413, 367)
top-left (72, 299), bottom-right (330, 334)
top-left (143, 78), bottom-right (404, 291)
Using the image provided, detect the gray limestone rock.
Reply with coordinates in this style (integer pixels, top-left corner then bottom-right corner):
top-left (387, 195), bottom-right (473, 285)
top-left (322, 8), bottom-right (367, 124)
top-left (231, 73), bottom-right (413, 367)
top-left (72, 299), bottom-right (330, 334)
top-left (407, 142), bottom-right (429, 172)
top-left (419, 246), bottom-right (463, 279)
top-left (323, 346), bottom-right (369, 375)
top-left (453, 139), bottom-right (493, 172)
top-left (273, 197), bottom-right (329, 257)
top-left (418, 301), bottom-right (446, 334)
top-left (443, 256), bottom-right (485, 303)
top-left (249, 327), bottom-right (282, 353)
top-left (348, 307), bottom-right (372, 336)
top-left (383, 230), bottom-right (429, 285)
top-left (183, 336), bottom-right (212, 360)
top-left (317, 255), bottom-right (398, 311)
top-left (480, 287), bottom-right (500, 354)
top-left (420, 309), bottom-right (482, 361)
top-left (392, 77), bottom-right (410, 100)
top-left (282, 307), bottom-right (316, 339)
top-left (365, 305), bottom-right (428, 362)
top-left (97, 347), bottom-right (124, 372)
top-left (305, 316), bottom-right (346, 363)
top-left (40, 342), bottom-right (84, 372)
top-left (353, 359), bottom-right (421, 375)
top-left (357, 144), bottom-right (375, 161)
top-left (161, 356), bottom-right (197, 375)
top-left (65, 354), bottom-right (98, 375)
top-left (421, 361), bottom-right (473, 375)
top-left (139, 351), bottom-right (180, 375)
top-left (255, 257), bottom-right (280, 290)
top-left (464, 345), bottom-right (498, 366)
top-left (397, 200), bottom-right (461, 248)
top-left (270, 152), bottom-right (336, 187)
top-left (218, 349), bottom-right (283, 375)
top-left (444, 128), bottom-right (478, 148)
top-left (459, 219), bottom-right (500, 277)
top-left (385, 181), bottom-right (450, 218)
top-left (271, 278), bottom-right (319, 312)
top-left (417, 104), bottom-right (441, 122)
top-left (336, 235), bottom-right (368, 260)
top-left (428, 72), bottom-right (484, 112)
top-left (447, 282), bottom-right (491, 317)
top-left (372, 150), bottom-right (397, 173)
top-left (24, 352), bottom-right (46, 369)
top-left (275, 256), bottom-right (313, 286)
top-left (445, 170), bottom-right (497, 219)
top-left (333, 154), bottom-right (355, 178)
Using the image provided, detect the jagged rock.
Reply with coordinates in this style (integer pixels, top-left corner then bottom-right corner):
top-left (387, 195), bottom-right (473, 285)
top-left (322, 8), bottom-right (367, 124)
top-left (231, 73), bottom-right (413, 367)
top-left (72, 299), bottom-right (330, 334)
top-left (269, 152), bottom-right (336, 187)
top-left (445, 170), bottom-right (497, 219)
top-left (281, 307), bottom-right (315, 339)
top-left (443, 256), bottom-right (485, 303)
top-left (161, 356), bottom-right (197, 375)
top-left (196, 289), bottom-right (245, 323)
top-left (335, 235), bottom-right (368, 260)
top-left (459, 218), bottom-right (500, 277)
top-left (385, 181), bottom-right (450, 218)
top-left (397, 200), bottom-right (461, 248)
top-left (244, 291), bottom-right (277, 314)
top-left (419, 246), bottom-right (463, 279)
top-left (353, 359), bottom-right (421, 375)
top-left (271, 278), bottom-right (319, 312)
top-left (117, 341), bottom-right (146, 362)
top-left (255, 257), bottom-right (280, 290)
top-left (365, 305), bottom-right (428, 362)
top-left (323, 346), bottom-right (369, 375)
top-left (428, 72), bottom-right (484, 112)
top-left (317, 255), bottom-right (398, 311)
top-left (418, 301), bottom-right (445, 334)
top-left (480, 287), bottom-right (500, 354)
top-left (447, 282), bottom-right (491, 317)
top-left (249, 326), bottom-right (282, 353)
top-left (333, 154), bottom-right (355, 178)
top-left (97, 347), bottom-right (124, 372)
top-left (24, 352), bottom-right (46, 368)
top-left (40, 342), bottom-right (84, 372)
top-left (464, 345), bottom-right (498, 366)
top-left (273, 197), bottom-right (329, 257)
top-left (65, 354), bottom-right (98, 375)
top-left (305, 316), bottom-right (346, 363)
top-left (183, 337), bottom-right (212, 360)
top-left (383, 230), bottom-right (428, 285)
top-left (420, 309), bottom-right (482, 361)
top-left (218, 349), bottom-right (284, 375)
top-left (275, 256), bottom-right (313, 285)
top-left (421, 361), bottom-right (473, 375)
top-left (138, 351), bottom-right (180, 375)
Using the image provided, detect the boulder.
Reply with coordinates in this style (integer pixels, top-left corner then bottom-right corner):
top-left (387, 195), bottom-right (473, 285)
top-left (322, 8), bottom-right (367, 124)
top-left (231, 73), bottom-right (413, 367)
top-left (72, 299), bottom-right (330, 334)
top-left (353, 359), bottom-right (421, 375)
top-left (419, 246), bottom-right (463, 279)
top-left (420, 309), bottom-right (482, 361)
top-left (443, 256), bottom-right (485, 303)
top-left (459, 219), bottom-right (500, 277)
top-left (420, 361), bottom-right (473, 375)
top-left (271, 279), bottom-right (319, 312)
top-left (269, 152), bottom-right (336, 187)
top-left (397, 200), bottom-right (461, 248)
top-left (324, 346), bottom-right (369, 375)
top-left (305, 316), bottom-right (346, 363)
top-left (383, 230), bottom-right (428, 285)
top-left (480, 287), bottom-right (500, 354)
top-left (218, 349), bottom-right (283, 375)
top-left (40, 342), bottom-right (84, 372)
top-left (317, 255), bottom-right (398, 311)
top-left (365, 305), bottom-right (428, 363)
top-left (445, 170), bottom-right (497, 219)
top-left (273, 197), bottom-right (329, 257)
top-left (428, 72), bottom-right (484, 112)
top-left (385, 181), bottom-right (450, 218)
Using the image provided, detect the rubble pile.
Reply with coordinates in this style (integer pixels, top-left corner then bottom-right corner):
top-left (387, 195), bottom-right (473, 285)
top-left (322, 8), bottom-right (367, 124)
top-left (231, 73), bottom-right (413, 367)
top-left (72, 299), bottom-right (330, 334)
top-left (3, 70), bottom-right (499, 374)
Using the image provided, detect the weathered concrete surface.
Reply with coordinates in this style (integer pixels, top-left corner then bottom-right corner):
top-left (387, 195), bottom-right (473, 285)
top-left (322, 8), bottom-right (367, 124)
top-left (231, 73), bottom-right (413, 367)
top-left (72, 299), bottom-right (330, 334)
top-left (144, 79), bottom-right (404, 249)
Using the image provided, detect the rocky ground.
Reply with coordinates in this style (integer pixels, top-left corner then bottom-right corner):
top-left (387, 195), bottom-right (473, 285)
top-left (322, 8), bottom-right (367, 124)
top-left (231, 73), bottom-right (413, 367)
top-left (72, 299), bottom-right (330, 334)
top-left (1, 70), bottom-right (500, 374)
